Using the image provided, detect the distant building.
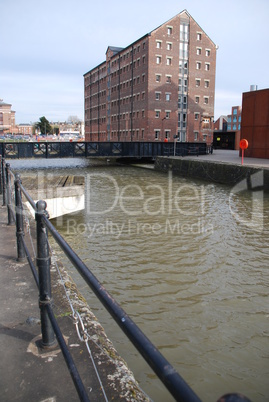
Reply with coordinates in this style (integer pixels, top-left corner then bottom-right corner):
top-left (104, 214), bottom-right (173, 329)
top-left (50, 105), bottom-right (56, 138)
top-left (241, 87), bottom-right (269, 158)
top-left (213, 106), bottom-right (241, 150)
top-left (227, 106), bottom-right (241, 132)
top-left (84, 9), bottom-right (217, 144)
top-left (0, 100), bottom-right (16, 134)
top-left (17, 124), bottom-right (33, 135)
top-left (214, 115), bottom-right (228, 131)
top-left (52, 121), bottom-right (84, 137)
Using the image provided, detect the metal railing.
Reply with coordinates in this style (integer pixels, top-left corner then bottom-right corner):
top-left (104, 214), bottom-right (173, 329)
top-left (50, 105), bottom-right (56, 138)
top-left (0, 141), bottom-right (207, 159)
top-left (0, 155), bottom-right (251, 402)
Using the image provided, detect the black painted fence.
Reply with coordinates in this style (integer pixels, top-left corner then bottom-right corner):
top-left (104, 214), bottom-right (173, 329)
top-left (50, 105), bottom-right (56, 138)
top-left (0, 141), bottom-right (207, 159)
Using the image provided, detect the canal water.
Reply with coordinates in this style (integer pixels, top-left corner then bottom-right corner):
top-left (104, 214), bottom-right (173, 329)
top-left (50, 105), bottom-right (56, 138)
top-left (11, 158), bottom-right (269, 402)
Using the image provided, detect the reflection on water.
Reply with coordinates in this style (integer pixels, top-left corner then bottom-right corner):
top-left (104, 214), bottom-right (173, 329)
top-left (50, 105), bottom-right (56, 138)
top-left (12, 158), bottom-right (269, 402)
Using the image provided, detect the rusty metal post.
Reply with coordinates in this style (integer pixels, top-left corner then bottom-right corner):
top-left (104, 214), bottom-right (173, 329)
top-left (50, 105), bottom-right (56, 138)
top-left (35, 200), bottom-right (56, 348)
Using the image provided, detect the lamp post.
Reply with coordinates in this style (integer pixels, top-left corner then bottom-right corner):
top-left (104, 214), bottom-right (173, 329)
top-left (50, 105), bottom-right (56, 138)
top-left (162, 116), bottom-right (166, 141)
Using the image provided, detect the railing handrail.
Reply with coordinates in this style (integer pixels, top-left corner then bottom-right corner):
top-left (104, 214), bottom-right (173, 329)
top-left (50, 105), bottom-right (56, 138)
top-left (19, 181), bottom-right (37, 211)
top-left (1, 161), bottom-right (251, 402)
top-left (42, 213), bottom-right (201, 402)
top-left (0, 141), bottom-right (207, 160)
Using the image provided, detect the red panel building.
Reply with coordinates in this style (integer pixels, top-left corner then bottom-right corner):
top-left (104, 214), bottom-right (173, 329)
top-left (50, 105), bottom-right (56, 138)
top-left (241, 88), bottom-right (269, 158)
top-left (84, 10), bottom-right (217, 144)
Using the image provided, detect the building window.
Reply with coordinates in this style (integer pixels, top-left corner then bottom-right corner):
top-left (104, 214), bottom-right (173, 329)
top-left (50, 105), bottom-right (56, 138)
top-left (180, 23), bottom-right (189, 41)
top-left (142, 110), bottom-right (145, 118)
top-left (196, 47), bottom-right (202, 55)
top-left (156, 56), bottom-right (161, 64)
top-left (165, 131), bottom-right (170, 140)
top-left (167, 27), bottom-right (172, 35)
top-left (156, 74), bottom-right (161, 82)
top-left (205, 63), bottom-right (210, 71)
top-left (196, 62), bottom-right (201, 70)
top-left (155, 92), bottom-right (161, 100)
top-left (166, 93), bottom-right (171, 101)
top-left (233, 124), bottom-right (237, 130)
top-left (156, 41), bottom-right (162, 49)
top-left (180, 42), bottom-right (188, 59)
top-left (155, 110), bottom-right (160, 118)
top-left (179, 131), bottom-right (186, 142)
top-left (228, 124), bottom-right (231, 130)
top-left (204, 97), bottom-right (209, 104)
top-left (195, 113), bottom-right (199, 120)
top-left (165, 111), bottom-right (170, 119)
top-left (195, 79), bottom-right (201, 87)
top-left (155, 130), bottom-right (160, 140)
top-left (179, 61), bottom-right (188, 74)
top-left (195, 96), bottom-right (200, 104)
top-left (205, 49), bottom-right (211, 57)
top-left (166, 57), bottom-right (172, 65)
top-left (167, 42), bottom-right (172, 50)
top-left (197, 33), bottom-right (202, 41)
top-left (204, 80), bottom-right (210, 88)
top-left (194, 131), bottom-right (199, 141)
top-left (233, 108), bottom-right (238, 115)
top-left (166, 75), bottom-right (172, 83)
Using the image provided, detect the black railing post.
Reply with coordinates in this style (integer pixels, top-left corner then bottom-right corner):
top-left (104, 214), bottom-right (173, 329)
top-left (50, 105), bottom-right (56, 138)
top-left (0, 155), bottom-right (2, 195)
top-left (15, 174), bottom-right (26, 261)
top-left (2, 157), bottom-right (6, 205)
top-left (6, 163), bottom-right (15, 225)
top-left (35, 200), bottom-right (56, 348)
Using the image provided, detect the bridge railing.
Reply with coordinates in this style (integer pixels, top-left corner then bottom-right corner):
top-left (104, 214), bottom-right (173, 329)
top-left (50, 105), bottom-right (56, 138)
top-left (0, 141), bottom-right (207, 159)
top-left (0, 156), bottom-right (249, 402)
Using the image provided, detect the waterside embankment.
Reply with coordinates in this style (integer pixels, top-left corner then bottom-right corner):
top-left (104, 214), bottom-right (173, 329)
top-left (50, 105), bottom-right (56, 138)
top-left (154, 150), bottom-right (269, 190)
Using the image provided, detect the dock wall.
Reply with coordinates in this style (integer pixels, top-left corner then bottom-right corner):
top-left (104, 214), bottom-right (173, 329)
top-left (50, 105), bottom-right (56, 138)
top-left (155, 157), bottom-right (269, 191)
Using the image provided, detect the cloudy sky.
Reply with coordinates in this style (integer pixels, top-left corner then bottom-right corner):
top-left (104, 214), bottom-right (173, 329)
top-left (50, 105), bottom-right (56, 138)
top-left (1, 0), bottom-right (268, 124)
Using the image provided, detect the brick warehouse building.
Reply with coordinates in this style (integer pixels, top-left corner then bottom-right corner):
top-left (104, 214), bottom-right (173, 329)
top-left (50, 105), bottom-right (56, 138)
top-left (84, 10), bottom-right (217, 143)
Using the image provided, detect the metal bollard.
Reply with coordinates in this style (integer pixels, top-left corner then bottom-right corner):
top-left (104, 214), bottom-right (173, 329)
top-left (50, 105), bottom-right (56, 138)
top-left (35, 200), bottom-right (56, 348)
top-left (14, 174), bottom-right (26, 261)
top-left (5, 163), bottom-right (15, 225)
top-left (2, 157), bottom-right (6, 205)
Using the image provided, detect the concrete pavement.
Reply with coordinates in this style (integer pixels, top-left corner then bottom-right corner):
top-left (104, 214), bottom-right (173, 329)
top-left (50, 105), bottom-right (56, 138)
top-left (184, 149), bottom-right (269, 168)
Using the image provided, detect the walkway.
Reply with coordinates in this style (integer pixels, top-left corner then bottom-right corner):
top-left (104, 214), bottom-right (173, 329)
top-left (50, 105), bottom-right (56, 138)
top-left (0, 204), bottom-right (148, 402)
top-left (184, 149), bottom-right (269, 168)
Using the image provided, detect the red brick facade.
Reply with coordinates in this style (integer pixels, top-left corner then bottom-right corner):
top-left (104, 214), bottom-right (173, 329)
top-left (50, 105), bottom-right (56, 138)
top-left (241, 88), bottom-right (269, 158)
top-left (84, 10), bottom-right (217, 144)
